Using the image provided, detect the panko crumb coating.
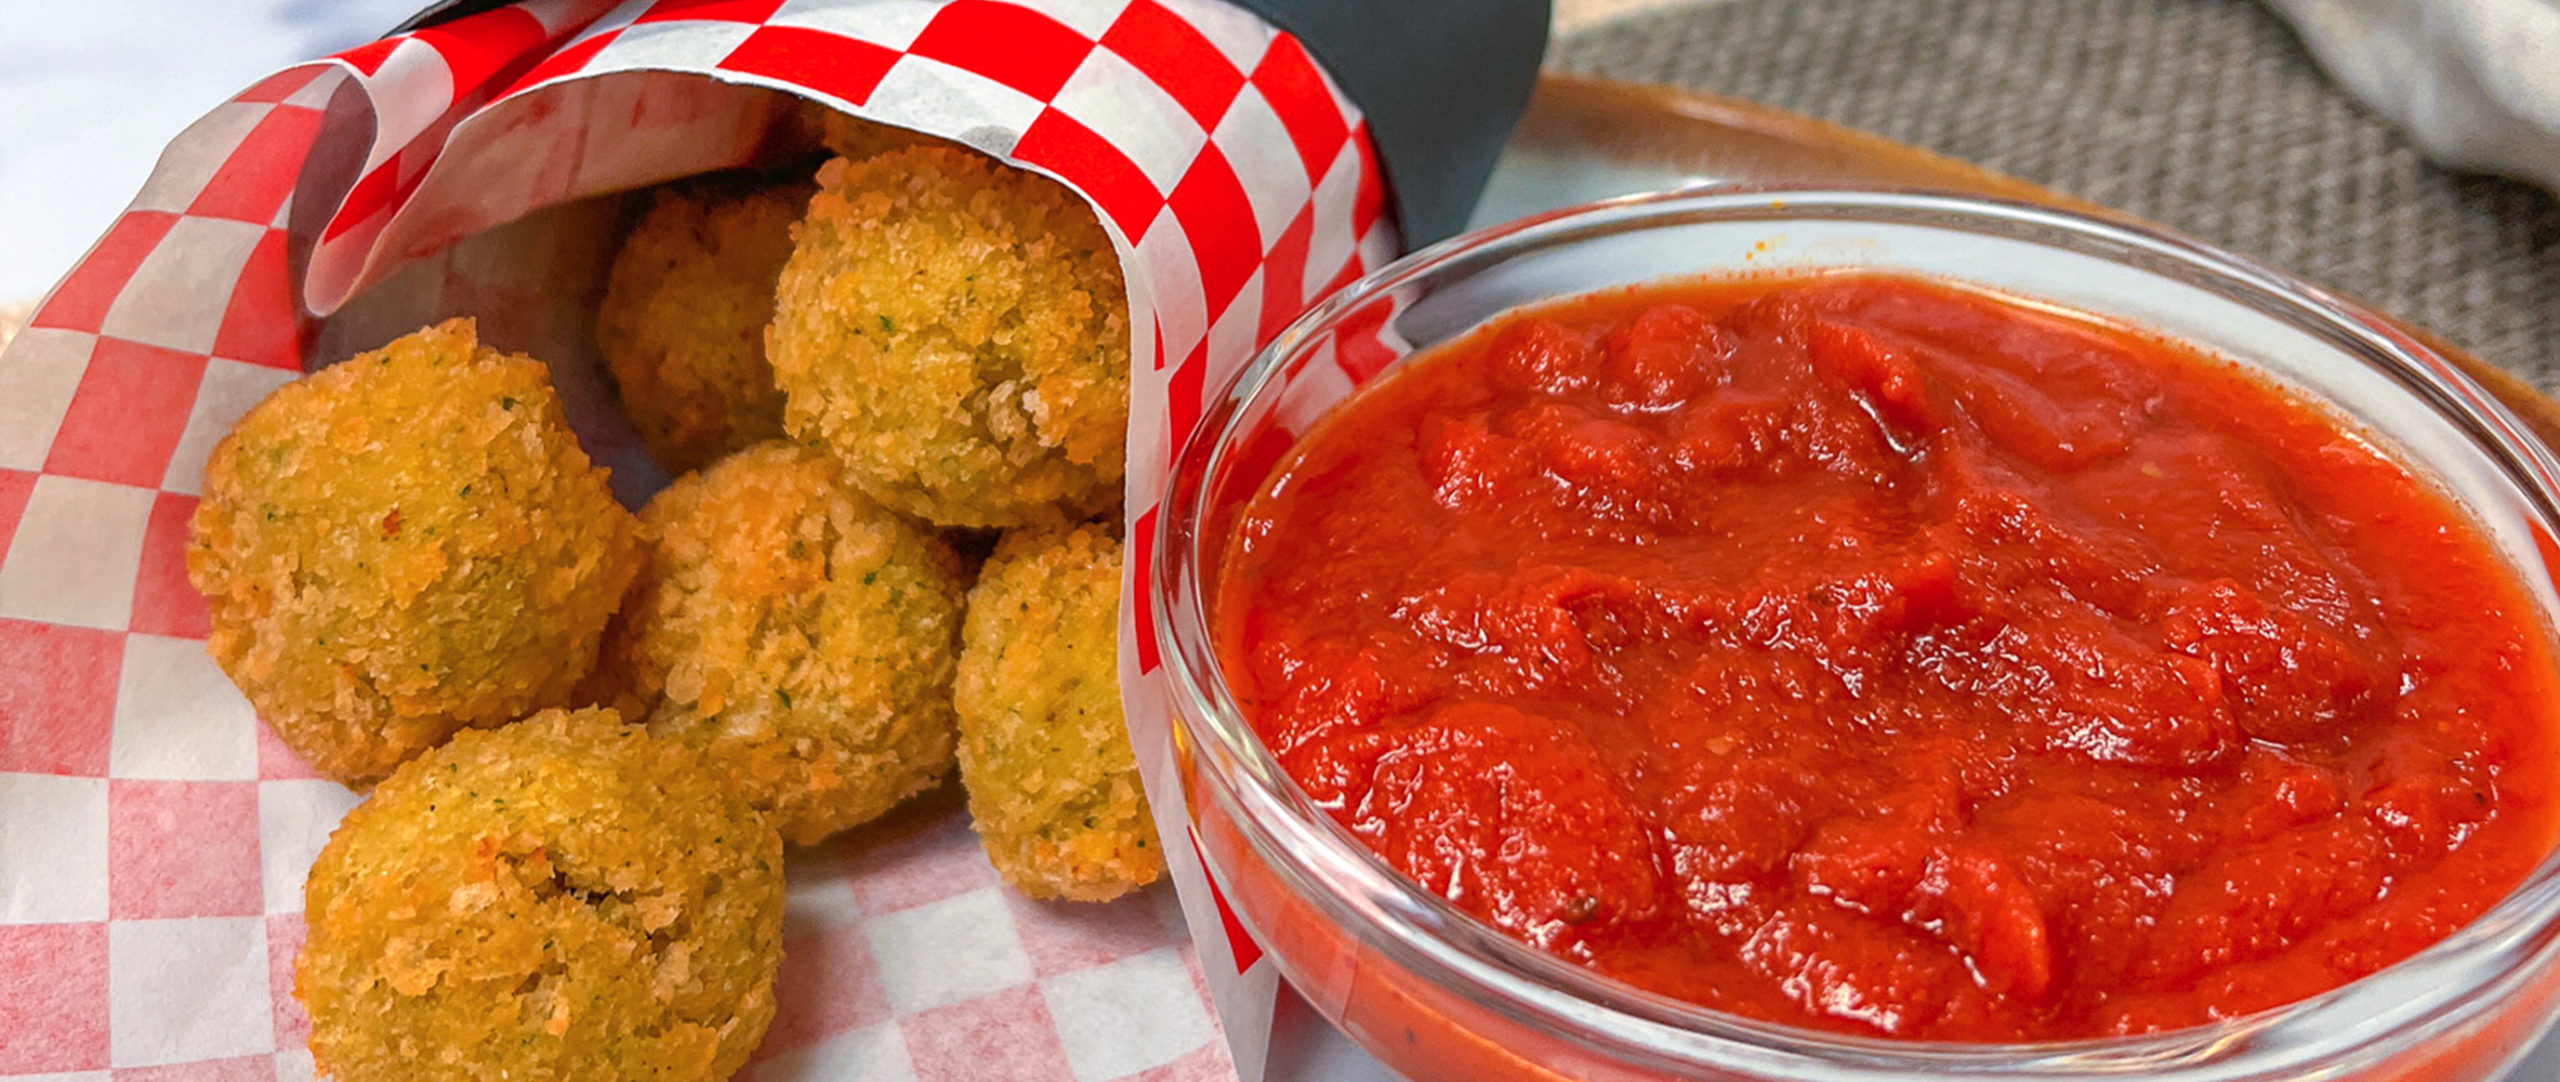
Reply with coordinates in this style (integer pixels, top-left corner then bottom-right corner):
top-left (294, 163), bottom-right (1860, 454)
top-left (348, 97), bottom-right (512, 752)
top-left (768, 146), bottom-right (1131, 529)
top-left (604, 441), bottom-right (968, 846)
top-left (298, 708), bottom-right (784, 1082)
top-left (955, 524), bottom-right (1163, 901)
top-left (596, 178), bottom-right (810, 475)
top-left (189, 319), bottom-right (642, 787)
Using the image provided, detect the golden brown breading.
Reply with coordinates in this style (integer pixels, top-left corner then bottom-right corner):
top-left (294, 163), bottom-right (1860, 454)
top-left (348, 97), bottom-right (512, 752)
top-left (297, 708), bottom-right (784, 1082)
top-left (955, 523), bottom-right (1162, 901)
top-left (602, 441), bottom-right (968, 846)
top-left (188, 319), bottom-right (642, 787)
top-left (767, 147), bottom-right (1130, 528)
top-left (596, 178), bottom-right (809, 474)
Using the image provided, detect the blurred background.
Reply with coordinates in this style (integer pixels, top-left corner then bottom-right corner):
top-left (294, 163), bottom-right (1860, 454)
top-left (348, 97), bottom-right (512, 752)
top-left (0, 0), bottom-right (1691, 305)
top-left (1, 1), bottom-right (427, 304)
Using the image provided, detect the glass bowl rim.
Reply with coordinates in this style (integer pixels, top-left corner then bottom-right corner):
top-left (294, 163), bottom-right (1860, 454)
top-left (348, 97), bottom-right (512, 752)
top-left (1151, 185), bottom-right (2560, 1075)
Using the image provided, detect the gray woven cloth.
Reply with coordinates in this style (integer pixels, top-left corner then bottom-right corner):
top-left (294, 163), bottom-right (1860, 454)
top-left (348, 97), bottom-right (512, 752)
top-left (1554, 0), bottom-right (2560, 390)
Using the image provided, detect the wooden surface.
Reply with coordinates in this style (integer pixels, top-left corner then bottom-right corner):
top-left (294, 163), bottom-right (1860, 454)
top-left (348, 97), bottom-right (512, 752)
top-left (1553, 0), bottom-right (1698, 33)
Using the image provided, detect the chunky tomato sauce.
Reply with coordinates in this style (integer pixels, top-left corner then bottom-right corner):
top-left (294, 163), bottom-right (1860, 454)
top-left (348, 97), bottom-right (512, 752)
top-left (1213, 273), bottom-right (2560, 1041)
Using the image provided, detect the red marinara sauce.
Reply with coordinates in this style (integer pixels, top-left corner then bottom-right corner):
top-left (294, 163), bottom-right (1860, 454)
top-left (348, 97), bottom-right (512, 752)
top-left (1212, 272), bottom-right (2560, 1041)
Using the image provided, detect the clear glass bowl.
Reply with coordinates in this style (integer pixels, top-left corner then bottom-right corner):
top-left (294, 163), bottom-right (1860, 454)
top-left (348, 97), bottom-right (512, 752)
top-left (1151, 189), bottom-right (2560, 1081)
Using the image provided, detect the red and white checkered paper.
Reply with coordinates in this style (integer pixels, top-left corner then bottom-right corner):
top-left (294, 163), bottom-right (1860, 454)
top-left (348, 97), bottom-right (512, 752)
top-left (0, 1), bottom-right (1398, 1079)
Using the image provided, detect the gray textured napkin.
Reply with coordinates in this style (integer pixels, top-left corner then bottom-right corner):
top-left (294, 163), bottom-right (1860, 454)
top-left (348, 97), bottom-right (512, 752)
top-left (1555, 0), bottom-right (2560, 388)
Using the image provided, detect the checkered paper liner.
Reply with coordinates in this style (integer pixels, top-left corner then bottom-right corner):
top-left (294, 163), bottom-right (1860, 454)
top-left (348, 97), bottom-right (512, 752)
top-left (0, 1), bottom-right (1400, 1079)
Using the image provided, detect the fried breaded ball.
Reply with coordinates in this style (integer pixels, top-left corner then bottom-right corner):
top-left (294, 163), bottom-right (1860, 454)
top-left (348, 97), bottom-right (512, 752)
top-left (298, 708), bottom-right (784, 1082)
top-left (768, 146), bottom-right (1131, 528)
top-left (955, 524), bottom-right (1163, 901)
top-left (189, 319), bottom-right (642, 787)
top-left (600, 441), bottom-right (967, 846)
top-left (596, 178), bottom-right (810, 474)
